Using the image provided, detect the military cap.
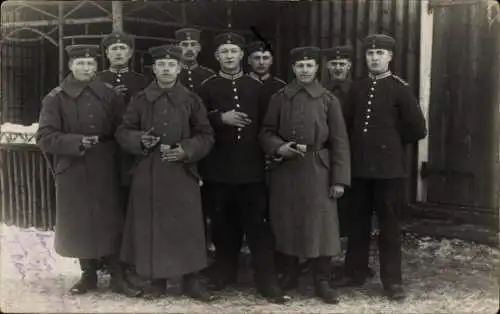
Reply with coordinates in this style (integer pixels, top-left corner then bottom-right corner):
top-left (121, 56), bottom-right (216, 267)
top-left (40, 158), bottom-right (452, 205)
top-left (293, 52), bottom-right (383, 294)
top-left (247, 41), bottom-right (273, 55)
top-left (290, 46), bottom-right (321, 64)
top-left (101, 31), bottom-right (134, 49)
top-left (323, 45), bottom-right (353, 61)
top-left (363, 34), bottom-right (395, 51)
top-left (149, 44), bottom-right (183, 61)
top-left (175, 28), bottom-right (201, 42)
top-left (214, 32), bottom-right (245, 48)
top-left (65, 44), bottom-right (100, 59)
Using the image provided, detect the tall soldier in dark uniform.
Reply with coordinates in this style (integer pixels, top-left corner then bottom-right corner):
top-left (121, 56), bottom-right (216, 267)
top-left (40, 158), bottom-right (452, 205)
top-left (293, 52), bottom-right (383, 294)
top-left (199, 32), bottom-right (286, 304)
top-left (175, 28), bottom-right (216, 94)
top-left (175, 27), bottom-right (216, 256)
top-left (333, 34), bottom-right (427, 301)
top-left (322, 45), bottom-right (353, 108)
top-left (36, 44), bottom-right (141, 297)
top-left (96, 31), bottom-right (150, 280)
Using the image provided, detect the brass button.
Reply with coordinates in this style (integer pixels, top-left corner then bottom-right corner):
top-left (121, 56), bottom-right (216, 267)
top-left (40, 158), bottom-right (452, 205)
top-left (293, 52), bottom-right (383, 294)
top-left (366, 115), bottom-right (371, 119)
top-left (236, 104), bottom-right (240, 108)
top-left (233, 88), bottom-right (237, 92)
top-left (188, 77), bottom-right (192, 81)
top-left (116, 78), bottom-right (121, 83)
top-left (234, 96), bottom-right (239, 100)
top-left (89, 114), bottom-right (93, 118)
top-left (237, 135), bottom-right (241, 140)
top-left (367, 108), bottom-right (371, 113)
top-left (363, 128), bottom-right (368, 132)
top-left (188, 71), bottom-right (192, 75)
top-left (237, 127), bottom-right (242, 132)
top-left (369, 94), bottom-right (374, 98)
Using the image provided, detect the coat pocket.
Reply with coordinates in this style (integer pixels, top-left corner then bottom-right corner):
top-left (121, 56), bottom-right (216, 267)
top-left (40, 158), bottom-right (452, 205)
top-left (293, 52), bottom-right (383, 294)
top-left (54, 156), bottom-right (74, 176)
top-left (317, 149), bottom-right (331, 170)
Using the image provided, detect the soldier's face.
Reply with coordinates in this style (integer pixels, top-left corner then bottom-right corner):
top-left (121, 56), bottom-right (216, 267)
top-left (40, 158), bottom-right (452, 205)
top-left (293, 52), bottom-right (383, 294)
top-left (326, 59), bottom-right (351, 81)
top-left (215, 44), bottom-right (244, 71)
top-left (248, 51), bottom-right (273, 75)
top-left (153, 58), bottom-right (181, 84)
top-left (292, 59), bottom-right (319, 84)
top-left (106, 43), bottom-right (132, 66)
top-left (178, 40), bottom-right (201, 62)
top-left (366, 49), bottom-right (392, 74)
top-left (69, 57), bottom-right (98, 81)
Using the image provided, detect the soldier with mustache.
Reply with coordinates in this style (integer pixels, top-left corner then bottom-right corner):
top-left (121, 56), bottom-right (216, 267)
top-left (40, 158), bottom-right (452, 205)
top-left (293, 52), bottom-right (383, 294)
top-left (175, 28), bottom-right (216, 94)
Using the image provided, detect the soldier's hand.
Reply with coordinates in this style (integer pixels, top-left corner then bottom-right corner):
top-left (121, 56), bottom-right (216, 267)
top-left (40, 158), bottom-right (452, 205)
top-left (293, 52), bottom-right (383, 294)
top-left (163, 144), bottom-right (187, 162)
top-left (277, 142), bottom-right (305, 158)
top-left (221, 109), bottom-right (252, 128)
top-left (81, 136), bottom-right (98, 149)
top-left (113, 84), bottom-right (128, 94)
top-left (329, 185), bottom-right (345, 199)
top-left (141, 134), bottom-right (160, 149)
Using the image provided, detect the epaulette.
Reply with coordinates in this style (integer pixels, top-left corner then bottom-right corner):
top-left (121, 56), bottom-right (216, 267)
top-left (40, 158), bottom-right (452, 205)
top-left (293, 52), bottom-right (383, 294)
top-left (200, 74), bottom-right (217, 86)
top-left (246, 74), bottom-right (263, 84)
top-left (47, 86), bottom-right (62, 98)
top-left (270, 87), bottom-right (285, 100)
top-left (200, 66), bottom-right (215, 74)
top-left (273, 77), bottom-right (287, 85)
top-left (391, 74), bottom-right (409, 86)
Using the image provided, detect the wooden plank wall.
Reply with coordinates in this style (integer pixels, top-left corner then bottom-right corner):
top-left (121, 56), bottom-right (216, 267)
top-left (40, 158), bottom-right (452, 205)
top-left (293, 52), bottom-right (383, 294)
top-left (426, 1), bottom-right (500, 212)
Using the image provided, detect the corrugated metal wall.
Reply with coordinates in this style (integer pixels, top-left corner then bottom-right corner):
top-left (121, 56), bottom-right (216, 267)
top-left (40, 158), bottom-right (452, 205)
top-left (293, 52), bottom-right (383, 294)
top-left (276, 0), bottom-right (421, 92)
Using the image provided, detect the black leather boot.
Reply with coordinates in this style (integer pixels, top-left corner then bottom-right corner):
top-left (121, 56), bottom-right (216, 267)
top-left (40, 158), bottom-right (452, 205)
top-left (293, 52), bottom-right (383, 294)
top-left (69, 259), bottom-right (98, 295)
top-left (142, 279), bottom-right (166, 299)
top-left (255, 274), bottom-right (288, 304)
top-left (183, 273), bottom-right (218, 303)
top-left (312, 257), bottom-right (339, 304)
top-left (277, 254), bottom-right (299, 291)
top-left (107, 255), bottom-right (142, 297)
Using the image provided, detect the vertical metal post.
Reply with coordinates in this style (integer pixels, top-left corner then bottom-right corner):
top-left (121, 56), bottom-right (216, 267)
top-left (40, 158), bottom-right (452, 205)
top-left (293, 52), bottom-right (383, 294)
top-left (416, 0), bottom-right (434, 202)
top-left (58, 2), bottom-right (64, 82)
top-left (112, 1), bottom-right (123, 32)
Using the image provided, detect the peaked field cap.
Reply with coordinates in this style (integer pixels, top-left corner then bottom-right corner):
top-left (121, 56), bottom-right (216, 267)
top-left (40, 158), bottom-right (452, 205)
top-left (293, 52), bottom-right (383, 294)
top-left (175, 28), bottom-right (201, 42)
top-left (101, 31), bottom-right (134, 49)
top-left (65, 44), bottom-right (100, 58)
top-left (290, 46), bottom-right (321, 63)
top-left (247, 40), bottom-right (273, 55)
top-left (322, 45), bottom-right (353, 60)
top-left (363, 34), bottom-right (395, 51)
top-left (214, 32), bottom-right (245, 48)
top-left (149, 45), bottom-right (183, 61)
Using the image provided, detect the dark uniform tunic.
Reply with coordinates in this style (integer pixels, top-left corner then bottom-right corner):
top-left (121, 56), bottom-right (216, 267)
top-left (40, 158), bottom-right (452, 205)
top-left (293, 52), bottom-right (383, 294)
top-left (179, 63), bottom-right (216, 95)
top-left (36, 75), bottom-right (125, 259)
top-left (116, 81), bottom-right (214, 278)
top-left (198, 71), bottom-right (276, 282)
top-left (325, 76), bottom-right (352, 238)
top-left (342, 71), bottom-right (427, 286)
top-left (260, 80), bottom-right (351, 258)
top-left (96, 68), bottom-right (149, 188)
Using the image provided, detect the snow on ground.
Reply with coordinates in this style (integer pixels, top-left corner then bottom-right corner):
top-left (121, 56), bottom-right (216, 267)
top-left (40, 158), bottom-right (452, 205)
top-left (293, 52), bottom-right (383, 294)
top-left (0, 223), bottom-right (498, 313)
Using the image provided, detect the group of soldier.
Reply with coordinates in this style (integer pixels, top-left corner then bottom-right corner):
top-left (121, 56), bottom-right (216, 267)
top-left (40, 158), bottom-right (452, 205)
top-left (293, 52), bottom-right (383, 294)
top-left (35, 26), bottom-right (427, 305)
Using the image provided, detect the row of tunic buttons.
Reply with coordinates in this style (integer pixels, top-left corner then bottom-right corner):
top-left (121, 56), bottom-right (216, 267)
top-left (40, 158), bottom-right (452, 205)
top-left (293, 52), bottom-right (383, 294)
top-left (87, 102), bottom-right (95, 129)
top-left (232, 81), bottom-right (242, 140)
top-left (363, 80), bottom-right (376, 133)
top-left (187, 71), bottom-right (194, 89)
top-left (115, 72), bottom-right (122, 83)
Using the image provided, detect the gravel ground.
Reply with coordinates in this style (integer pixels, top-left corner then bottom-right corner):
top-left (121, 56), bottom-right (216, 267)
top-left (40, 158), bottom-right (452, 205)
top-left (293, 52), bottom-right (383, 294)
top-left (0, 223), bottom-right (498, 313)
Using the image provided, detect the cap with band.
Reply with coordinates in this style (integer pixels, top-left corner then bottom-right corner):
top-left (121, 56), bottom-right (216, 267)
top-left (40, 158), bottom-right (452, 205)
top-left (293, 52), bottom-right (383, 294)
top-left (290, 46), bottom-right (321, 64)
top-left (101, 32), bottom-right (134, 49)
top-left (149, 45), bottom-right (183, 62)
top-left (363, 34), bottom-right (395, 51)
top-left (65, 44), bottom-right (100, 59)
top-left (322, 45), bottom-right (353, 61)
top-left (175, 28), bottom-right (201, 42)
top-left (214, 32), bottom-right (245, 48)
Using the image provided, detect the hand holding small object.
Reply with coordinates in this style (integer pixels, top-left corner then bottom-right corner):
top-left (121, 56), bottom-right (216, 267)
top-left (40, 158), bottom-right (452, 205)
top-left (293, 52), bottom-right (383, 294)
top-left (163, 144), bottom-right (186, 162)
top-left (278, 142), bottom-right (305, 158)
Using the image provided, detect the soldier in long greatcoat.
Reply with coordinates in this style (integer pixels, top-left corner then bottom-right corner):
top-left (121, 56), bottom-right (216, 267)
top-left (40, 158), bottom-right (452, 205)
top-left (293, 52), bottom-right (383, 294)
top-left (332, 34), bottom-right (427, 301)
top-left (36, 45), bottom-right (140, 298)
top-left (116, 45), bottom-right (215, 302)
top-left (260, 46), bottom-right (350, 304)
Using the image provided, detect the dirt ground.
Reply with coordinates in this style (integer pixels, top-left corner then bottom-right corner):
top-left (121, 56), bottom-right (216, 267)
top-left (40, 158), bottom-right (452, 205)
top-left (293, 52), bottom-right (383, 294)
top-left (0, 223), bottom-right (498, 313)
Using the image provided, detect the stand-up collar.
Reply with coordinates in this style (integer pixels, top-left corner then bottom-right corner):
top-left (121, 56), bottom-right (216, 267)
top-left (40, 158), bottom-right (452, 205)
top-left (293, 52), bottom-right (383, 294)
top-left (368, 70), bottom-right (392, 80)
top-left (284, 79), bottom-right (326, 99)
top-left (249, 72), bottom-right (271, 81)
top-left (109, 67), bottom-right (129, 74)
top-left (181, 63), bottom-right (199, 71)
top-left (219, 70), bottom-right (244, 80)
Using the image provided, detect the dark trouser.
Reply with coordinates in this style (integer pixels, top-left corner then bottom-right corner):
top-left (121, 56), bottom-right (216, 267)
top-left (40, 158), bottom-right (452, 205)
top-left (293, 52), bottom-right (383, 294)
top-left (200, 185), bottom-right (214, 251)
top-left (344, 178), bottom-right (404, 287)
top-left (337, 189), bottom-right (351, 238)
top-left (207, 181), bottom-right (276, 283)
